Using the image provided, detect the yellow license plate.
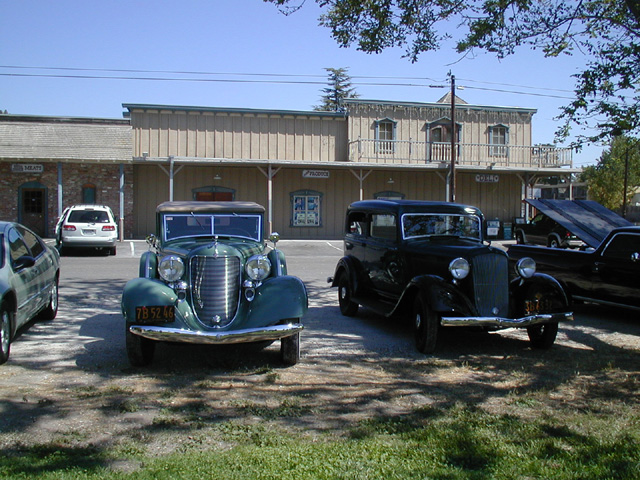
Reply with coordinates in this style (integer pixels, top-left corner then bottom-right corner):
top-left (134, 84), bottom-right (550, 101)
top-left (135, 305), bottom-right (175, 322)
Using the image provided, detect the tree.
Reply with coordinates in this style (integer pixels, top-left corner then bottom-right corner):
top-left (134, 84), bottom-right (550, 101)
top-left (315, 67), bottom-right (359, 112)
top-left (267, 0), bottom-right (640, 144)
top-left (580, 136), bottom-right (640, 212)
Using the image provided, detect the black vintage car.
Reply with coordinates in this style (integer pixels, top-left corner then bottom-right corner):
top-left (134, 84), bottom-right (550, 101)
top-left (329, 200), bottom-right (573, 353)
top-left (509, 226), bottom-right (640, 311)
top-left (514, 212), bottom-right (582, 248)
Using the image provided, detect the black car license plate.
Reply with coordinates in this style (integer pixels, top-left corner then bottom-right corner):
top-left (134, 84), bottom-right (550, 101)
top-left (135, 305), bottom-right (175, 322)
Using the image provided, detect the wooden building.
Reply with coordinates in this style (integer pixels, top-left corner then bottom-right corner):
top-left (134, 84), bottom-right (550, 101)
top-left (125, 95), bottom-right (577, 239)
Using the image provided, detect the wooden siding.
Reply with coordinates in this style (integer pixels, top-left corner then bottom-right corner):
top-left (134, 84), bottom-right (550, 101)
top-left (132, 164), bottom-right (522, 239)
top-left (346, 102), bottom-right (536, 167)
top-left (347, 102), bottom-right (533, 146)
top-left (129, 109), bottom-right (348, 162)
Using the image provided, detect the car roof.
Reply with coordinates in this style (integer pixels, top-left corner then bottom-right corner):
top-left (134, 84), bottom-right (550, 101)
top-left (348, 199), bottom-right (483, 216)
top-left (156, 201), bottom-right (266, 214)
top-left (66, 204), bottom-right (113, 211)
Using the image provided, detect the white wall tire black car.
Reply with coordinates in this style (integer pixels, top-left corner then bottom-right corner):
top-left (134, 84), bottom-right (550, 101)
top-left (413, 294), bottom-right (439, 354)
top-left (527, 322), bottom-right (559, 349)
top-left (337, 273), bottom-right (359, 317)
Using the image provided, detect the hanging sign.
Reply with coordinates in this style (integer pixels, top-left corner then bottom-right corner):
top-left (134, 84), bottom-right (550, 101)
top-left (475, 174), bottom-right (499, 183)
top-left (303, 170), bottom-right (330, 179)
top-left (12, 164), bottom-right (44, 173)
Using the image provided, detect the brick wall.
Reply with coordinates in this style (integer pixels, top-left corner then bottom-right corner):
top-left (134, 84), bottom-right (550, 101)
top-left (0, 162), bottom-right (134, 239)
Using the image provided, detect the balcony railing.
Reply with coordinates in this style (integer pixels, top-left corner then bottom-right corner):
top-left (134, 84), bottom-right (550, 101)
top-left (348, 139), bottom-right (573, 168)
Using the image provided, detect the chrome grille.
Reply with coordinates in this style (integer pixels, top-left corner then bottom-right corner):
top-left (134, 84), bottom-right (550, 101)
top-left (472, 253), bottom-right (509, 316)
top-left (190, 256), bottom-right (241, 327)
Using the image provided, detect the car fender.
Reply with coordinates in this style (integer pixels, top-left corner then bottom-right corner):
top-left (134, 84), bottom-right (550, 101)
top-left (330, 256), bottom-right (361, 290)
top-left (510, 272), bottom-right (570, 311)
top-left (396, 275), bottom-right (477, 317)
top-left (139, 251), bottom-right (157, 278)
top-left (267, 248), bottom-right (288, 276)
top-left (121, 277), bottom-right (177, 320)
top-left (246, 275), bottom-right (307, 325)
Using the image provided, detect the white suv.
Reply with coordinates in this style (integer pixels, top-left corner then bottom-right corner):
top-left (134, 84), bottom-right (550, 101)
top-left (56, 205), bottom-right (118, 255)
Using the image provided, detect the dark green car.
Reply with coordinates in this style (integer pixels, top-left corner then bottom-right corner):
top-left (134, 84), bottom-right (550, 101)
top-left (1, 222), bottom-right (60, 365)
top-left (121, 201), bottom-right (307, 367)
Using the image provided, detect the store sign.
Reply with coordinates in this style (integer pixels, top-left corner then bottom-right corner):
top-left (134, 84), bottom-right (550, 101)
top-left (302, 170), bottom-right (330, 179)
top-left (475, 174), bottom-right (499, 183)
top-left (11, 164), bottom-right (44, 174)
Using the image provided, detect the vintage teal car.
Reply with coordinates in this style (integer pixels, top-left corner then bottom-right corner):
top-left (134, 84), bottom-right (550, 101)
top-left (121, 201), bottom-right (307, 366)
top-left (1, 221), bottom-right (60, 365)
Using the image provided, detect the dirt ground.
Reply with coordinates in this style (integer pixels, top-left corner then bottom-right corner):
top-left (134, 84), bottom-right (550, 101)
top-left (1, 241), bottom-right (639, 463)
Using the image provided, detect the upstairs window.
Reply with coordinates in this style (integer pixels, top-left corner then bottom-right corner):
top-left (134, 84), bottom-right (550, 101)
top-left (374, 118), bottom-right (396, 154)
top-left (489, 125), bottom-right (509, 157)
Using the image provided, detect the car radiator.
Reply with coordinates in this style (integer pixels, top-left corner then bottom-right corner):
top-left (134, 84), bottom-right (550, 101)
top-left (472, 253), bottom-right (509, 317)
top-left (190, 256), bottom-right (241, 327)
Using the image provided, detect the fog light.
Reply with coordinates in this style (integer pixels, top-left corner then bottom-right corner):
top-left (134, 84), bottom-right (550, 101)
top-left (245, 287), bottom-right (256, 302)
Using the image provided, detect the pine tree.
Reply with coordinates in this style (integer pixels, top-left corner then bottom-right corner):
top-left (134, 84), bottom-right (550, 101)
top-left (314, 67), bottom-right (358, 113)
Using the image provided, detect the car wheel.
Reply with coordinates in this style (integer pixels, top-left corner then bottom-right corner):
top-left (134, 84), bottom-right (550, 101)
top-left (280, 332), bottom-right (300, 366)
top-left (126, 329), bottom-right (155, 366)
top-left (548, 236), bottom-right (561, 248)
top-left (527, 322), bottom-right (559, 349)
top-left (413, 294), bottom-right (439, 354)
top-left (337, 273), bottom-right (358, 317)
top-left (110, 246), bottom-right (117, 256)
top-left (0, 308), bottom-right (12, 365)
top-left (38, 277), bottom-right (59, 320)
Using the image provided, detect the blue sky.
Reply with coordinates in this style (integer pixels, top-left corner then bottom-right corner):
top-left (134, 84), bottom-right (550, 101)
top-left (1, 0), bottom-right (605, 167)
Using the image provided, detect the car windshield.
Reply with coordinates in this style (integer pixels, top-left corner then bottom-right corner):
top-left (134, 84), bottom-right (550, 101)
top-left (402, 213), bottom-right (481, 241)
top-left (163, 213), bottom-right (262, 242)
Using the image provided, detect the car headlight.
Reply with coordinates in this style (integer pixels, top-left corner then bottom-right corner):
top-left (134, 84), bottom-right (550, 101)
top-left (449, 257), bottom-right (470, 280)
top-left (246, 255), bottom-right (271, 281)
top-left (516, 257), bottom-right (536, 279)
top-left (158, 255), bottom-right (185, 282)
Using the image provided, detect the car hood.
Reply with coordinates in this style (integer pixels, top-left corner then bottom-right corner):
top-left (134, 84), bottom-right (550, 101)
top-left (403, 238), bottom-right (505, 260)
top-left (525, 199), bottom-right (631, 248)
top-left (160, 238), bottom-right (264, 259)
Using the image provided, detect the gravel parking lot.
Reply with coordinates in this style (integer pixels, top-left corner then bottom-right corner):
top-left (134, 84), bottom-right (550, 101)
top-left (1, 239), bottom-right (639, 455)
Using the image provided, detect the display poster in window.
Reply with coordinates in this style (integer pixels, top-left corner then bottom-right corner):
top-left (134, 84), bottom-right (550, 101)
top-left (293, 195), bottom-right (320, 226)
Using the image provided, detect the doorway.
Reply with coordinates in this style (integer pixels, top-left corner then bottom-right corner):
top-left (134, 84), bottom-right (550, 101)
top-left (19, 182), bottom-right (47, 236)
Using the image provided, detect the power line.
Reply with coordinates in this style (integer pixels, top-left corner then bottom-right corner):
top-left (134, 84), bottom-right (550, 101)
top-left (0, 64), bottom-right (577, 101)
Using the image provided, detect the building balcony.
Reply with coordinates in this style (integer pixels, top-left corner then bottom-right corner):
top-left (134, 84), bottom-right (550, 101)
top-left (348, 139), bottom-right (573, 169)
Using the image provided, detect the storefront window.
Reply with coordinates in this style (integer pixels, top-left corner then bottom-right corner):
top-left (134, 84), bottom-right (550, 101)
top-left (291, 190), bottom-right (322, 227)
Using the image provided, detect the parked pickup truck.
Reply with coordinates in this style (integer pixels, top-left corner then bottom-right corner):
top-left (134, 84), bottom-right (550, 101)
top-left (508, 226), bottom-right (640, 311)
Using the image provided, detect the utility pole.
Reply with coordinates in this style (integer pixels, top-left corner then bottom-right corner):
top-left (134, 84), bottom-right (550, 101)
top-left (449, 73), bottom-right (456, 202)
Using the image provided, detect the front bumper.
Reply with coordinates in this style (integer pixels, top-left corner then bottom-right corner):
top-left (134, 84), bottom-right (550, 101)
top-left (440, 311), bottom-right (573, 328)
top-left (129, 323), bottom-right (304, 345)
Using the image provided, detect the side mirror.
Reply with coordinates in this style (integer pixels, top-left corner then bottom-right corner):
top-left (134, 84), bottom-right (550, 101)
top-left (14, 255), bottom-right (36, 270)
top-left (146, 234), bottom-right (158, 249)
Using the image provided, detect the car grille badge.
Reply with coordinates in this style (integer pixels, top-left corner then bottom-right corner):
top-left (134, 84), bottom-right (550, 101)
top-left (212, 315), bottom-right (221, 324)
